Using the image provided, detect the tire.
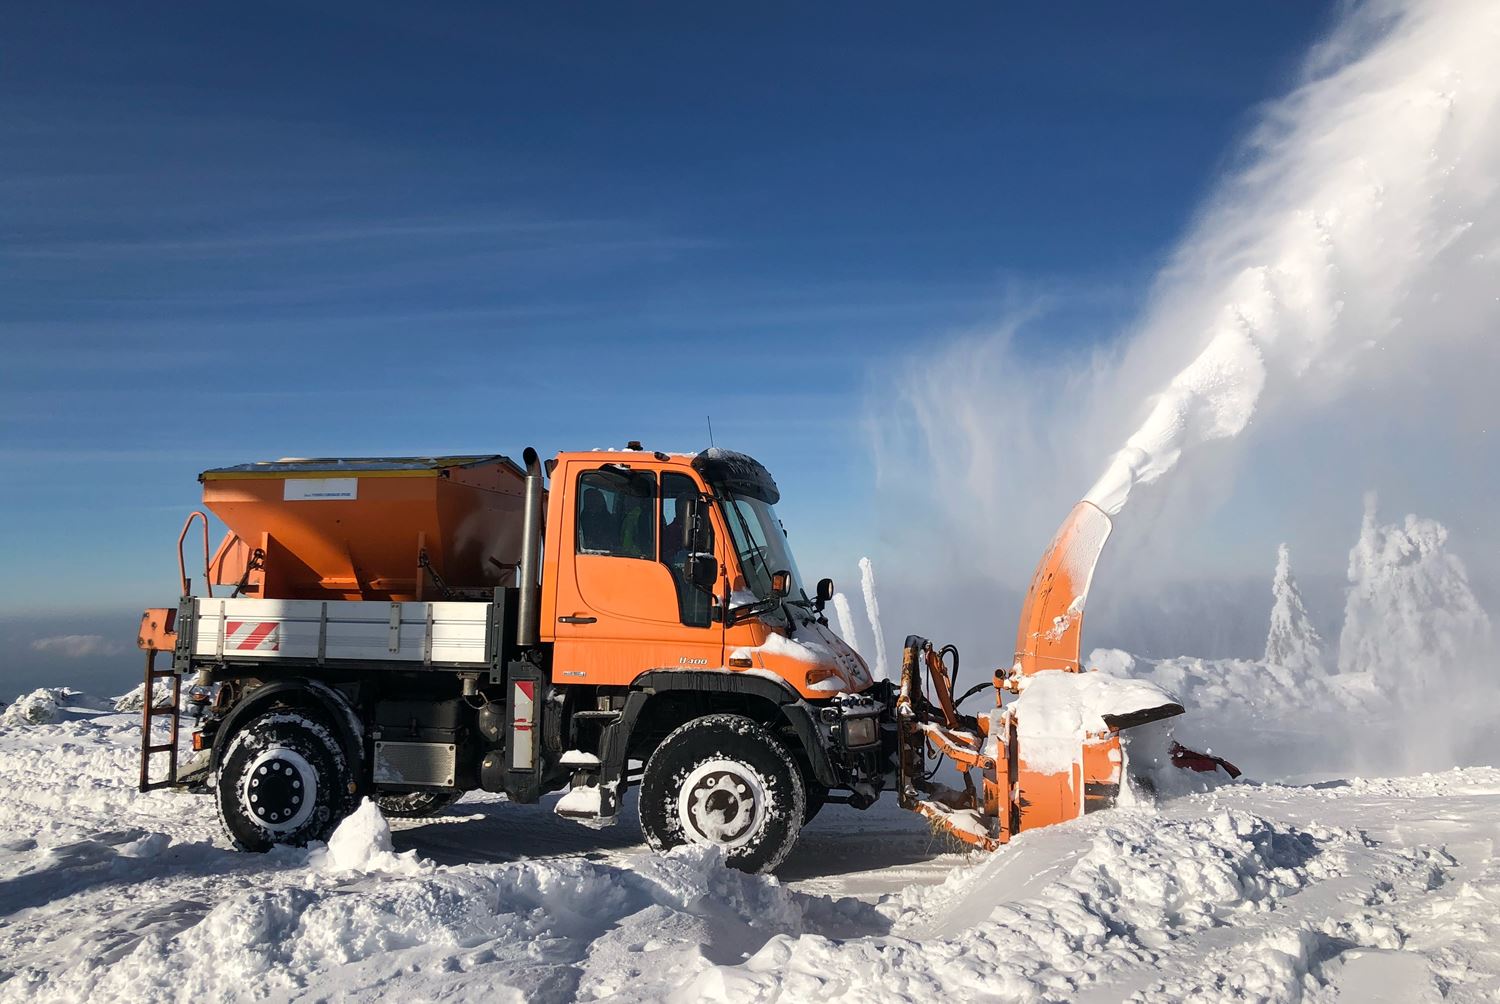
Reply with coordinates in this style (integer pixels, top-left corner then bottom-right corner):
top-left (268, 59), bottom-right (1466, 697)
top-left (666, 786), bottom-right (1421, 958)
top-left (639, 713), bottom-right (806, 873)
top-left (802, 776), bottom-right (830, 824)
top-left (216, 711), bottom-right (355, 851)
top-left (375, 790), bottom-right (462, 818)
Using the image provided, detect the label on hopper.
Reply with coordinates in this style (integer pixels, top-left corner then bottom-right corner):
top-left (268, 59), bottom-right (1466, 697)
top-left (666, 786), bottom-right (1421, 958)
top-left (284, 478), bottom-right (358, 501)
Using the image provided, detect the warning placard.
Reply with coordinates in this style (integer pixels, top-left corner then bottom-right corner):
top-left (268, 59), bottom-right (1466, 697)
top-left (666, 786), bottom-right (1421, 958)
top-left (283, 478), bottom-right (358, 501)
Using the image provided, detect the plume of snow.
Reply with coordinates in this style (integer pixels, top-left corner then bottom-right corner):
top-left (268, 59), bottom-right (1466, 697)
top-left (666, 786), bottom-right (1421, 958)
top-left (871, 0), bottom-right (1500, 666)
top-left (1264, 543), bottom-right (1326, 673)
top-left (858, 557), bottom-right (889, 681)
top-left (1083, 0), bottom-right (1500, 517)
top-left (830, 592), bottom-right (863, 660)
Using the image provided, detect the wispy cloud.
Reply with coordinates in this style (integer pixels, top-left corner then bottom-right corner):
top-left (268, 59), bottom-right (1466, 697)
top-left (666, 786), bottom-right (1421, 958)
top-left (30, 634), bottom-right (126, 658)
top-left (7, 216), bottom-right (710, 261)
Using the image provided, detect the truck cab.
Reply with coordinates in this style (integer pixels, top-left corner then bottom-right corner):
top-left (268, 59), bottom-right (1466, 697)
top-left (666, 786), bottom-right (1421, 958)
top-left (544, 448), bottom-right (873, 698)
top-left (139, 445), bottom-right (889, 872)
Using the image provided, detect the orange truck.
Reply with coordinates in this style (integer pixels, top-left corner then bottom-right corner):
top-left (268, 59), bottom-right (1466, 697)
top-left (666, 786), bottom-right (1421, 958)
top-left (137, 445), bottom-right (1220, 871)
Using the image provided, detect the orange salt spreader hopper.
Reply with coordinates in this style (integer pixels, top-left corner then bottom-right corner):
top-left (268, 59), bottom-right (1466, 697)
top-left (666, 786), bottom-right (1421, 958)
top-left (895, 501), bottom-right (1202, 850)
top-left (191, 456), bottom-right (531, 602)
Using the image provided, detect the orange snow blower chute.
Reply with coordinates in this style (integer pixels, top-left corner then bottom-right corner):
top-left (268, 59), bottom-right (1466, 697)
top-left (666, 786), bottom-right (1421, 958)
top-left (896, 501), bottom-right (1195, 850)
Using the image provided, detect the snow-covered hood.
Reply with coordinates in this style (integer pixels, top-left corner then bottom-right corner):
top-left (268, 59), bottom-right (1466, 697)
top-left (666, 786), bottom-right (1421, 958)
top-left (729, 616), bottom-right (873, 698)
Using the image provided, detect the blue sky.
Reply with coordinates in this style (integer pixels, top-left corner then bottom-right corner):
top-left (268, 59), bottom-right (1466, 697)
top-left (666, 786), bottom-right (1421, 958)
top-left (1, 3), bottom-right (1336, 691)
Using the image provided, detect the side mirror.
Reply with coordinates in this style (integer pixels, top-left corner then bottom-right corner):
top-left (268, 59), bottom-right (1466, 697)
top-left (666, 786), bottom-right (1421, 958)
top-left (687, 553), bottom-right (718, 592)
top-left (682, 498), bottom-right (710, 552)
top-left (814, 577), bottom-right (834, 611)
top-left (770, 569), bottom-right (791, 599)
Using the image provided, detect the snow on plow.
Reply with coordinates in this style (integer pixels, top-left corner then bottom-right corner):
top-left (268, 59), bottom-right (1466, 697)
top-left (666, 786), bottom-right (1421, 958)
top-left (896, 501), bottom-right (1221, 849)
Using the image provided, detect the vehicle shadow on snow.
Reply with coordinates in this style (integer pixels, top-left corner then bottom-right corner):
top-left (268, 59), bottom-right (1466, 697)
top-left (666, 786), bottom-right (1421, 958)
top-left (387, 794), bottom-right (922, 938)
top-left (387, 792), bottom-right (648, 866)
top-left (777, 822), bottom-right (955, 882)
top-left (391, 790), bottom-right (948, 887)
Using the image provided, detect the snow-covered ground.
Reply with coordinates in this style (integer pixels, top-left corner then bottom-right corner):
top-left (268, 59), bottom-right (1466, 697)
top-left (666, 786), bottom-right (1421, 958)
top-left (2, 448), bottom-right (1490, 1004)
top-left (1, 696), bottom-right (1497, 1003)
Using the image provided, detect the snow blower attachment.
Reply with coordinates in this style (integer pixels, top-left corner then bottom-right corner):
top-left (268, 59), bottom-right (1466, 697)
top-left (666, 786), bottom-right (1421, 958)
top-left (896, 501), bottom-right (1192, 850)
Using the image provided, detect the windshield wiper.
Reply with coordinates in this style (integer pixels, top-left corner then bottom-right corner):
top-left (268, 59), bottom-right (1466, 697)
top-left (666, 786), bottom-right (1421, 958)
top-left (727, 499), bottom-right (774, 593)
top-left (723, 494), bottom-right (801, 632)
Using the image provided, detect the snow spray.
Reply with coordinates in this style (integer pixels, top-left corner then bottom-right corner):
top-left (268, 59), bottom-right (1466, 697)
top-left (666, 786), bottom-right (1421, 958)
top-left (1075, 0), bottom-right (1500, 775)
top-left (859, 557), bottom-right (890, 681)
top-left (1085, 0), bottom-right (1500, 517)
top-left (831, 592), bottom-right (863, 660)
top-left (875, 0), bottom-right (1500, 775)
top-left (873, 2), bottom-right (1500, 644)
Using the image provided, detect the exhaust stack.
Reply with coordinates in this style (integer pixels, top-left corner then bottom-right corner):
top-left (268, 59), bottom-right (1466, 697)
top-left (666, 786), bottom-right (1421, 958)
top-left (515, 446), bottom-right (544, 648)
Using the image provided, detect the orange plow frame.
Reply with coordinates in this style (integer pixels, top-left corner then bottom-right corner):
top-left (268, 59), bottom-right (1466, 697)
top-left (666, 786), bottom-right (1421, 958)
top-left (895, 501), bottom-right (1174, 849)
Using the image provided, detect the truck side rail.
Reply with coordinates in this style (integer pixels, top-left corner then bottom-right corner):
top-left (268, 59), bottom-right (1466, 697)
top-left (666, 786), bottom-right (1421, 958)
top-left (184, 596), bottom-right (502, 671)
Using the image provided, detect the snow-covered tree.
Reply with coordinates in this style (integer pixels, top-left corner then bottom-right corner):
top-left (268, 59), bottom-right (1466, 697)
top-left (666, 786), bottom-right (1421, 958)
top-left (1338, 493), bottom-right (1493, 688)
top-left (1265, 543), bottom-right (1326, 673)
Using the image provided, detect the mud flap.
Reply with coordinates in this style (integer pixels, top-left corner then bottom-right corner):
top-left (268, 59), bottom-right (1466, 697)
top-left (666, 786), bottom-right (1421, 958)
top-left (501, 661), bottom-right (543, 803)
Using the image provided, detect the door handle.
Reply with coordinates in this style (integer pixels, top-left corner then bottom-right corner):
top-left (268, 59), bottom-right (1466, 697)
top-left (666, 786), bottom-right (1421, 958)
top-left (559, 615), bottom-right (597, 624)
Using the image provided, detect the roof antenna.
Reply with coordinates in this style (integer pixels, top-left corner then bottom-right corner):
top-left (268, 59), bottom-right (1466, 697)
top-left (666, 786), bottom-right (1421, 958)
top-left (706, 415), bottom-right (715, 448)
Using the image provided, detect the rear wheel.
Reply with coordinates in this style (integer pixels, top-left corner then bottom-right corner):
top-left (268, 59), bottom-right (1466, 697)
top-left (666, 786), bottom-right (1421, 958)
top-left (216, 711), bottom-right (355, 851)
top-left (639, 713), bottom-right (805, 873)
top-left (375, 790), bottom-right (462, 818)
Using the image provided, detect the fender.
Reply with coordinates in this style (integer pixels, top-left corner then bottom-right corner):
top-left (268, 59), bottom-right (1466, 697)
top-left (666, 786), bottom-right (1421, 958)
top-left (210, 678), bottom-right (366, 780)
top-left (594, 669), bottom-right (837, 817)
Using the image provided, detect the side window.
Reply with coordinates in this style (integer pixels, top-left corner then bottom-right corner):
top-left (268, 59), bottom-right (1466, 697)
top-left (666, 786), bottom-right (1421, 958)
top-left (661, 472), bottom-right (713, 628)
top-left (575, 469), bottom-right (656, 559)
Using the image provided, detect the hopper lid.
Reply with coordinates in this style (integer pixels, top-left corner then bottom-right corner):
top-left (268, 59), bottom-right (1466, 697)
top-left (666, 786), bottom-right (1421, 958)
top-left (201, 455), bottom-right (524, 481)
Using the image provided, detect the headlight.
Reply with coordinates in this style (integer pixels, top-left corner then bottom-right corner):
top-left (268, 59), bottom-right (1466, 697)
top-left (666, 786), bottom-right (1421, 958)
top-left (843, 715), bottom-right (878, 747)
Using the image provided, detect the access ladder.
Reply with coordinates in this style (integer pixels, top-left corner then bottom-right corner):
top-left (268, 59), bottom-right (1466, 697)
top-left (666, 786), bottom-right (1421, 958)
top-left (137, 648), bottom-right (182, 792)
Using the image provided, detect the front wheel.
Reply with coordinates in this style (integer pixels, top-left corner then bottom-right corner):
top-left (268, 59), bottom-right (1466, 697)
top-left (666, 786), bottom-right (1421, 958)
top-left (216, 710), bottom-right (355, 851)
top-left (639, 713), bottom-right (806, 873)
top-left (802, 776), bottom-right (830, 824)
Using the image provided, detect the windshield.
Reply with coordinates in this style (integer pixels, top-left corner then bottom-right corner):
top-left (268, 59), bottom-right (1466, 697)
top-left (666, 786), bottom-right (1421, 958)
top-left (719, 493), bottom-right (806, 602)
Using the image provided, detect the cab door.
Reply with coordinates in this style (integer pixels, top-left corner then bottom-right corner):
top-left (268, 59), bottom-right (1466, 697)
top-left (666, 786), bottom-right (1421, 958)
top-left (551, 464), bottom-right (724, 686)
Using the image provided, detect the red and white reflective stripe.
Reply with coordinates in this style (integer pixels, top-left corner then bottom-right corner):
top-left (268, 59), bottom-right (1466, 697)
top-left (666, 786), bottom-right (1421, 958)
top-left (511, 679), bottom-right (535, 769)
top-left (224, 620), bottom-right (281, 652)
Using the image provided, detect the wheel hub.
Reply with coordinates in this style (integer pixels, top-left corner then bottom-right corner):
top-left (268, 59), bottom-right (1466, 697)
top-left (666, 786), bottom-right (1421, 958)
top-left (241, 748), bottom-right (317, 833)
top-left (678, 760), bottom-right (767, 849)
